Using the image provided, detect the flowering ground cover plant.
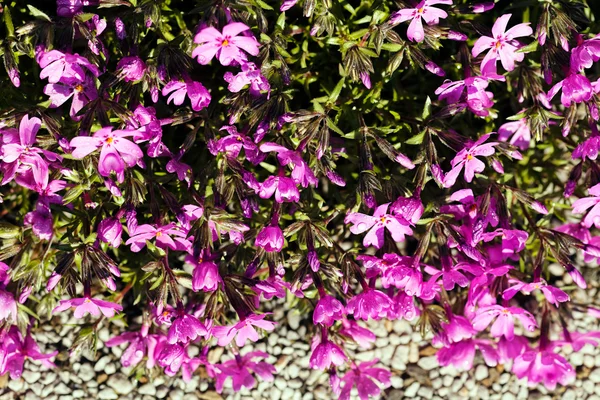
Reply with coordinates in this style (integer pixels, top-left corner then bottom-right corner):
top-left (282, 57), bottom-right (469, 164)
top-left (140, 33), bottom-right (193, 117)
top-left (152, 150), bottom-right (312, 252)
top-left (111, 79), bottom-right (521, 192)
top-left (1, 0), bottom-right (600, 397)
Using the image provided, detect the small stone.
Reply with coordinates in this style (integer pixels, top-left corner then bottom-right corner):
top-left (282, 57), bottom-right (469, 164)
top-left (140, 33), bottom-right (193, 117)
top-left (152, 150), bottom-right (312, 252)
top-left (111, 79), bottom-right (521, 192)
top-left (288, 364), bottom-right (300, 379)
top-left (107, 373), bottom-right (135, 395)
top-left (475, 365), bottom-right (488, 381)
top-left (139, 383), bottom-right (157, 396)
top-left (54, 382), bottom-right (71, 395)
top-left (104, 363), bottom-right (117, 375)
top-left (501, 393), bottom-right (516, 400)
top-left (417, 386), bottom-right (434, 399)
top-left (156, 385), bottom-right (169, 399)
top-left (79, 363), bottom-right (94, 382)
top-left (584, 380), bottom-right (595, 394)
top-left (287, 311), bottom-right (300, 330)
top-left (282, 388), bottom-right (295, 400)
top-left (585, 355), bottom-right (596, 369)
top-left (287, 331), bottom-right (300, 341)
top-left (97, 389), bottom-right (118, 400)
top-left (408, 344), bottom-right (419, 363)
top-left (22, 371), bottom-right (41, 384)
top-left (95, 356), bottom-right (111, 372)
top-left (7, 379), bottom-right (24, 392)
top-left (563, 389), bottom-right (576, 400)
top-left (590, 369), bottom-right (600, 383)
top-left (72, 390), bottom-right (85, 398)
top-left (288, 380), bottom-right (302, 389)
top-left (171, 389), bottom-right (184, 400)
top-left (417, 356), bottom-right (438, 370)
top-left (405, 382), bottom-right (420, 397)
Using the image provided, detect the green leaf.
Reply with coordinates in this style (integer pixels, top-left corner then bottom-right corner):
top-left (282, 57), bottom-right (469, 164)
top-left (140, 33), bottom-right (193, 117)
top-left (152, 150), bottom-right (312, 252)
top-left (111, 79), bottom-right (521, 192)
top-left (405, 130), bottom-right (426, 145)
top-left (422, 96), bottom-right (432, 120)
top-left (27, 5), bottom-right (52, 21)
top-left (328, 77), bottom-right (345, 104)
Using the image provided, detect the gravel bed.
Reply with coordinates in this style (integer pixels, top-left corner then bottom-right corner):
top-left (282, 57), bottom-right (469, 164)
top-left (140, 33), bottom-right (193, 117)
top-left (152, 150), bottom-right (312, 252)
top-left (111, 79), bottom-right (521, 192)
top-left (1, 288), bottom-right (600, 400)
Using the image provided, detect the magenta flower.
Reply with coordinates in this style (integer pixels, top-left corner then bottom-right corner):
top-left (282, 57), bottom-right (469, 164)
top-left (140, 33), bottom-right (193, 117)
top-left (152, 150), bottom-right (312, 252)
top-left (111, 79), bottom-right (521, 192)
top-left (70, 127), bottom-right (143, 182)
top-left (259, 143), bottom-right (318, 187)
top-left (210, 125), bottom-right (263, 164)
top-left (340, 319), bottom-right (376, 349)
top-left (472, 14), bottom-right (533, 75)
top-left (503, 279), bottom-right (570, 307)
top-left (38, 50), bottom-right (100, 83)
top-left (425, 259), bottom-right (484, 291)
top-left (0, 115), bottom-right (59, 186)
top-left (105, 325), bottom-right (162, 368)
top-left (255, 225), bottom-right (284, 252)
top-left (167, 312), bottom-right (209, 344)
top-left (162, 79), bottom-right (211, 112)
top-left (512, 348), bottom-right (575, 390)
top-left (2, 327), bottom-right (58, 379)
top-left (193, 22), bottom-right (260, 66)
top-left (125, 223), bottom-right (191, 252)
top-left (224, 62), bottom-right (270, 96)
top-left (498, 118), bottom-right (531, 150)
top-left (345, 203), bottom-right (413, 249)
top-left (433, 314), bottom-right (476, 347)
top-left (436, 338), bottom-right (498, 370)
top-left (213, 314), bottom-right (276, 347)
top-left (346, 289), bottom-right (394, 321)
top-left (547, 73), bottom-right (594, 108)
top-left (258, 175), bottom-right (300, 203)
top-left (472, 305), bottom-right (537, 340)
top-left (0, 290), bottom-right (18, 323)
top-left (116, 56), bottom-right (146, 82)
top-left (209, 351), bottom-right (276, 393)
top-left (185, 252), bottom-right (221, 292)
top-left (24, 202), bottom-right (54, 241)
top-left (390, 0), bottom-right (453, 43)
top-left (52, 296), bottom-right (123, 318)
top-left (338, 360), bottom-right (392, 400)
top-left (44, 75), bottom-right (98, 120)
top-left (435, 76), bottom-right (497, 117)
top-left (570, 35), bottom-right (600, 72)
top-left (157, 342), bottom-right (202, 380)
top-left (442, 133), bottom-right (498, 187)
top-left (309, 339), bottom-right (347, 369)
top-left (98, 217), bottom-right (123, 247)
top-left (313, 295), bottom-right (345, 326)
top-left (572, 183), bottom-right (600, 229)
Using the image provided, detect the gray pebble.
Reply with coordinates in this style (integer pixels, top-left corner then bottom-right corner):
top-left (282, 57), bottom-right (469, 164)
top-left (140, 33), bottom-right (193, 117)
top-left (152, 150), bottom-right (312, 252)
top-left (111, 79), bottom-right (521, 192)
top-left (97, 388), bottom-right (118, 400)
top-left (107, 373), bottom-right (135, 395)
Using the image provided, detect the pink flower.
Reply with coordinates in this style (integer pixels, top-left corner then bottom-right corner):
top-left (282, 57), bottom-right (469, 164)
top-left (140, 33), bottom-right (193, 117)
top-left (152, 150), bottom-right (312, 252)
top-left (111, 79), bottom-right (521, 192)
top-left (425, 259), bottom-right (484, 291)
top-left (2, 327), bottom-right (58, 379)
top-left (442, 133), bottom-right (498, 187)
top-left (193, 22), bottom-right (260, 66)
top-left (157, 342), bottom-right (202, 380)
top-left (503, 279), bottom-right (570, 307)
top-left (38, 50), bottom-right (100, 83)
top-left (432, 314), bottom-right (476, 347)
top-left (435, 76), bottom-right (496, 117)
top-left (259, 143), bottom-right (318, 187)
top-left (116, 56), bottom-right (146, 82)
top-left (224, 62), bottom-right (270, 96)
top-left (436, 339), bottom-right (498, 370)
top-left (570, 35), bottom-right (600, 72)
top-left (44, 75), bottom-right (98, 120)
top-left (167, 312), bottom-right (209, 344)
top-left (105, 325), bottom-right (162, 368)
top-left (255, 225), bottom-right (284, 252)
top-left (52, 296), bottom-right (123, 318)
top-left (209, 351), bottom-right (276, 393)
top-left (345, 203), bottom-right (413, 249)
top-left (547, 73), bottom-right (594, 108)
top-left (162, 80), bottom-right (211, 112)
top-left (572, 183), bottom-right (600, 229)
top-left (70, 127), bottom-right (143, 182)
top-left (346, 289), bottom-right (393, 321)
top-left (340, 319), bottom-right (376, 349)
top-left (498, 118), bottom-right (531, 150)
top-left (313, 295), bottom-right (345, 326)
top-left (98, 217), bottom-right (123, 247)
top-left (213, 314), bottom-right (276, 347)
top-left (185, 252), bottom-right (221, 292)
top-left (338, 360), bottom-right (392, 400)
top-left (258, 175), bottom-right (300, 203)
top-left (309, 339), bottom-right (347, 369)
top-left (472, 14), bottom-right (533, 75)
top-left (390, 0), bottom-right (453, 43)
top-left (0, 290), bottom-right (18, 323)
top-left (512, 348), bottom-right (575, 390)
top-left (472, 305), bottom-right (537, 340)
top-left (125, 223), bottom-right (191, 252)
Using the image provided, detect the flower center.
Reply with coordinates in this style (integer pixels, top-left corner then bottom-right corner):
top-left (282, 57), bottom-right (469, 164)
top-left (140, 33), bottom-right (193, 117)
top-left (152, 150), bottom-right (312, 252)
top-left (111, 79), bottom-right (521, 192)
top-left (467, 154), bottom-right (473, 160)
top-left (75, 84), bottom-right (84, 92)
top-left (222, 39), bottom-right (230, 47)
top-left (156, 231), bottom-right (163, 237)
top-left (84, 298), bottom-right (91, 303)
top-left (495, 41), bottom-right (503, 49)
top-left (380, 216), bottom-right (387, 224)
top-left (105, 137), bottom-right (114, 145)
top-left (418, 7), bottom-right (425, 13)
top-left (501, 308), bottom-right (510, 314)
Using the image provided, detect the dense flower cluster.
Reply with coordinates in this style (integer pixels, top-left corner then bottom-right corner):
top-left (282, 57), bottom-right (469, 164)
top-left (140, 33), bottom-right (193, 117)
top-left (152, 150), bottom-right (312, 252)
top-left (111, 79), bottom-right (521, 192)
top-left (1, 0), bottom-right (600, 397)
